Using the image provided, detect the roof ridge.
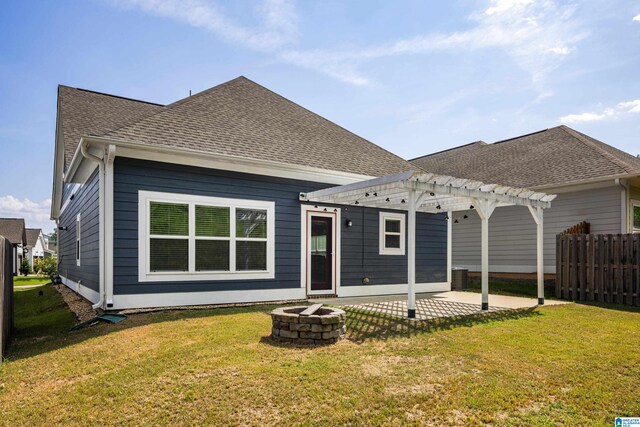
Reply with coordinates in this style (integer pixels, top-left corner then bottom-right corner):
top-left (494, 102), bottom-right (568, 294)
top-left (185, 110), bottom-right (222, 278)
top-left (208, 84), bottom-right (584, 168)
top-left (105, 76), bottom-right (415, 171)
top-left (239, 77), bottom-right (415, 169)
top-left (492, 128), bottom-right (549, 145)
top-left (58, 85), bottom-right (164, 107)
top-left (559, 125), bottom-right (638, 174)
top-left (100, 76), bottom-right (247, 138)
top-left (408, 141), bottom-right (486, 161)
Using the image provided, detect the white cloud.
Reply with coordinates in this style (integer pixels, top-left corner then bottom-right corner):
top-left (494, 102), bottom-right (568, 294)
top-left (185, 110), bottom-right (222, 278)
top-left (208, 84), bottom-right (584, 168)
top-left (633, 14), bottom-right (640, 22)
top-left (112, 0), bottom-right (584, 87)
top-left (280, 0), bottom-right (585, 85)
top-left (560, 100), bottom-right (640, 123)
top-left (112, 0), bottom-right (298, 52)
top-left (0, 196), bottom-right (55, 233)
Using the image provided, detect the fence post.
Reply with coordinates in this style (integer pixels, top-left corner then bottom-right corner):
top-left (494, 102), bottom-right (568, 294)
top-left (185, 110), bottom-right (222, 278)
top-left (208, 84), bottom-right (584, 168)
top-left (0, 236), bottom-right (14, 361)
top-left (555, 235), bottom-right (562, 298)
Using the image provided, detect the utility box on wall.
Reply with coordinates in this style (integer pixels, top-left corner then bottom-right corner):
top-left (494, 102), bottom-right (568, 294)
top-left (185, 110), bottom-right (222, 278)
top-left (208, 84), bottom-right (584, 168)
top-left (451, 268), bottom-right (468, 290)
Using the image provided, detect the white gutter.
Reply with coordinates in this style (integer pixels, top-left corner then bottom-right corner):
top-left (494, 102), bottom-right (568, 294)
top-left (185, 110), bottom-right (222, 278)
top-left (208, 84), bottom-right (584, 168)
top-left (80, 142), bottom-right (106, 310)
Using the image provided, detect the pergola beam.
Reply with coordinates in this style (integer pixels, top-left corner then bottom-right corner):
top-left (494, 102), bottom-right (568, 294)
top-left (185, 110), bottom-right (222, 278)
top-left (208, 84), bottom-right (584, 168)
top-left (406, 181), bottom-right (553, 209)
top-left (299, 170), bottom-right (556, 318)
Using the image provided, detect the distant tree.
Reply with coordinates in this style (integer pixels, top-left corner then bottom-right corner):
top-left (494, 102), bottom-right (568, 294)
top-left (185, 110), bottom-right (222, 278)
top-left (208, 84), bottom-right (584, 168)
top-left (50, 228), bottom-right (58, 244)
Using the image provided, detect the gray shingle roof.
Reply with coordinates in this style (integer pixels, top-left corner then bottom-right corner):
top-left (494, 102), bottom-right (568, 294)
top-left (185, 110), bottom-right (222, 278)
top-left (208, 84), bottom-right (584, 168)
top-left (100, 76), bottom-right (414, 177)
top-left (410, 126), bottom-right (640, 188)
top-left (59, 85), bottom-right (164, 167)
top-left (25, 228), bottom-right (42, 247)
top-left (0, 218), bottom-right (26, 246)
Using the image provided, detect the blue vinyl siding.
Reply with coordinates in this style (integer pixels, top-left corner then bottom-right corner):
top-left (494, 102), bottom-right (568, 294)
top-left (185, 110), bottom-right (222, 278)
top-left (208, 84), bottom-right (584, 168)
top-left (58, 170), bottom-right (100, 292)
top-left (113, 157), bottom-right (447, 295)
top-left (340, 207), bottom-right (447, 286)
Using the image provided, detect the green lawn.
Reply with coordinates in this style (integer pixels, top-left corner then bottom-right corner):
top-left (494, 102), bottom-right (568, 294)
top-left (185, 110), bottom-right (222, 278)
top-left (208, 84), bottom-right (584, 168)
top-left (12, 276), bottom-right (52, 287)
top-left (1, 287), bottom-right (639, 426)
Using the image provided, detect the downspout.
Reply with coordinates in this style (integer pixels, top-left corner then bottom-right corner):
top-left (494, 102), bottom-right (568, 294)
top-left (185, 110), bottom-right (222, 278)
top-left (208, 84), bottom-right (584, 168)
top-left (80, 143), bottom-right (106, 310)
top-left (616, 178), bottom-right (629, 233)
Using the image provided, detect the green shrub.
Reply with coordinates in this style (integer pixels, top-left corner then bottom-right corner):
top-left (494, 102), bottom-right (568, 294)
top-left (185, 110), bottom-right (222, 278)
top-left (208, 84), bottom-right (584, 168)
top-left (35, 257), bottom-right (58, 280)
top-left (19, 258), bottom-right (31, 276)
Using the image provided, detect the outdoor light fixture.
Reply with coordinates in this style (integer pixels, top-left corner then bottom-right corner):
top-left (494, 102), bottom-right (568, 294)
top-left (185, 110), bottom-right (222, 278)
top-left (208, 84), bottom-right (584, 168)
top-left (58, 226), bottom-right (67, 231)
top-left (345, 219), bottom-right (353, 227)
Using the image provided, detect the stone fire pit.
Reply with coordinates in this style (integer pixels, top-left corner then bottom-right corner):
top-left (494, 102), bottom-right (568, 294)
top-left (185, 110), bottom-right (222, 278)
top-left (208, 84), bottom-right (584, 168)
top-left (271, 304), bottom-right (346, 345)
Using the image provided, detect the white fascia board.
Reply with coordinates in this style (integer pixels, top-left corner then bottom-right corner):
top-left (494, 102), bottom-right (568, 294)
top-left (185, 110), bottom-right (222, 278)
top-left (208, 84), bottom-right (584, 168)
top-left (111, 288), bottom-right (306, 310)
top-left (66, 135), bottom-right (377, 186)
top-left (51, 107), bottom-right (65, 220)
top-left (530, 174), bottom-right (640, 193)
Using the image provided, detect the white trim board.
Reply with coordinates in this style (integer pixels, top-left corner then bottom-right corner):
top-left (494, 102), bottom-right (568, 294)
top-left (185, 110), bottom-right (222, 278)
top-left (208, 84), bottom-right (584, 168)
top-left (110, 288), bottom-right (306, 310)
top-left (61, 275), bottom-right (100, 304)
top-left (138, 190), bottom-right (276, 282)
top-left (379, 211), bottom-right (406, 255)
top-left (338, 282), bottom-right (450, 297)
top-left (300, 204), bottom-right (341, 296)
top-left (64, 136), bottom-right (375, 186)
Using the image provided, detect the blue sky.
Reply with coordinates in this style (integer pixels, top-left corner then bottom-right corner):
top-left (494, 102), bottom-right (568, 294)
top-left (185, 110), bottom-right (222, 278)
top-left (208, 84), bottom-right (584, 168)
top-left (1, 0), bottom-right (640, 232)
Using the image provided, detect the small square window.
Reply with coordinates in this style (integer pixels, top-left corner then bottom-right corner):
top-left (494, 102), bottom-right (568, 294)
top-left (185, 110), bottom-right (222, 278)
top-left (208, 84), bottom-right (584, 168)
top-left (379, 212), bottom-right (405, 255)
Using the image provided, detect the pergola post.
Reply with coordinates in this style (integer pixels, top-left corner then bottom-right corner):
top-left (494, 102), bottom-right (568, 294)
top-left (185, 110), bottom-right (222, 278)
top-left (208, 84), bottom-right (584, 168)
top-left (475, 199), bottom-right (496, 310)
top-left (447, 210), bottom-right (453, 287)
top-left (407, 189), bottom-right (417, 318)
top-left (528, 206), bottom-right (544, 305)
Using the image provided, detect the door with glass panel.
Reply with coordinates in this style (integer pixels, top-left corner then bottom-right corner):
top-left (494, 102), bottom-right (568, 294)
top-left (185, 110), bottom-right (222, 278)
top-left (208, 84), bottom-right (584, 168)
top-left (308, 214), bottom-right (334, 294)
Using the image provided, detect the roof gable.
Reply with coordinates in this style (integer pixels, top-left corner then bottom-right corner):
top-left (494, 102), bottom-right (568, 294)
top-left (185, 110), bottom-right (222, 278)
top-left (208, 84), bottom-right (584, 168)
top-left (103, 76), bottom-right (414, 177)
top-left (25, 228), bottom-right (42, 247)
top-left (410, 125), bottom-right (640, 188)
top-left (0, 218), bottom-right (26, 245)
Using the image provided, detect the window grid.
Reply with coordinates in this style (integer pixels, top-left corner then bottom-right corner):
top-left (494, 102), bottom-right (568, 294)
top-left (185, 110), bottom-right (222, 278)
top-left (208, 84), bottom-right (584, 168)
top-left (139, 191), bottom-right (275, 282)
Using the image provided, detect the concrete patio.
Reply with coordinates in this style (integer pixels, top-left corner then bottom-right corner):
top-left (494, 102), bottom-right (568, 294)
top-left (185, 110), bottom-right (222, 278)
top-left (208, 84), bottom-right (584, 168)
top-left (313, 291), bottom-right (568, 321)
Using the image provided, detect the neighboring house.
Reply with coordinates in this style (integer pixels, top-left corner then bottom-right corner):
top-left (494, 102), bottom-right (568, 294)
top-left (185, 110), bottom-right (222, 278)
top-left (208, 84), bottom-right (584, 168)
top-left (25, 228), bottom-right (47, 267)
top-left (0, 218), bottom-right (27, 275)
top-left (43, 234), bottom-right (57, 258)
top-left (51, 77), bottom-right (448, 310)
top-left (410, 125), bottom-right (640, 275)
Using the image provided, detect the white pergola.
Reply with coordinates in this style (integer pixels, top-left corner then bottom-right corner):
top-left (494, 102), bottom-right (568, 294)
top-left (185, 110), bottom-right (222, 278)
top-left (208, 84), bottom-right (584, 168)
top-left (300, 170), bottom-right (556, 318)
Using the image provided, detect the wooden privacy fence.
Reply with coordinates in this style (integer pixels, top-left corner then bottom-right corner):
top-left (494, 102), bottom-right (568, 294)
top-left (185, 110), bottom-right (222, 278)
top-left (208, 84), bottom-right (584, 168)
top-left (556, 234), bottom-right (640, 306)
top-left (0, 236), bottom-right (14, 360)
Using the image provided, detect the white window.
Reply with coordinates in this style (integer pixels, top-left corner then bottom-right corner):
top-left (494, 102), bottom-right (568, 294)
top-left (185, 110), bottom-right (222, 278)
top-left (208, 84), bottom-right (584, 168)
top-left (633, 201), bottom-right (640, 233)
top-left (138, 191), bottom-right (275, 282)
top-left (76, 213), bottom-right (81, 266)
top-left (379, 211), bottom-right (405, 255)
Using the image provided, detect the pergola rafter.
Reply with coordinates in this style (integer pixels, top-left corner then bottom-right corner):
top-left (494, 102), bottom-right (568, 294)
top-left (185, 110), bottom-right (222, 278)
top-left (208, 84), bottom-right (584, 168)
top-left (300, 170), bottom-right (556, 318)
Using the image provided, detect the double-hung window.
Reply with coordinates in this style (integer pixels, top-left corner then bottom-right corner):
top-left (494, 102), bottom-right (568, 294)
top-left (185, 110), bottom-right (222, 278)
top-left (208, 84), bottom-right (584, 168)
top-left (139, 191), bottom-right (275, 282)
top-left (379, 212), bottom-right (405, 255)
